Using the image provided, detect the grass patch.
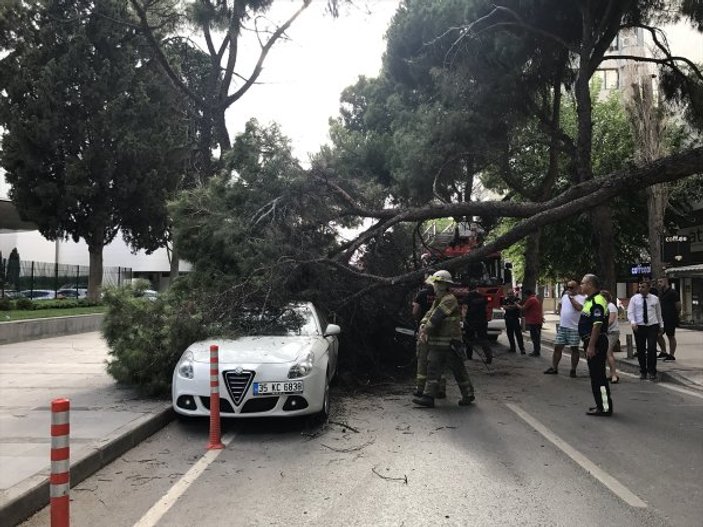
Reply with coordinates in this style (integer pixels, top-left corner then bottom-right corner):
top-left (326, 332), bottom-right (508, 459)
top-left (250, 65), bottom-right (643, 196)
top-left (0, 305), bottom-right (107, 321)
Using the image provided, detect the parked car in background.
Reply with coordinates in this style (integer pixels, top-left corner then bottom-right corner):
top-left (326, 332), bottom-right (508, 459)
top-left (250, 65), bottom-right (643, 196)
top-left (1, 290), bottom-right (21, 299)
top-left (172, 302), bottom-right (340, 421)
top-left (486, 307), bottom-right (505, 341)
top-left (57, 289), bottom-right (88, 299)
top-left (19, 289), bottom-right (57, 300)
top-left (140, 289), bottom-right (159, 300)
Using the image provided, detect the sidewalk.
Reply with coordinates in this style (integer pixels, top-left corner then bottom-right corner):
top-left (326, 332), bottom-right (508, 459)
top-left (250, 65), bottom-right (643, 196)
top-left (539, 313), bottom-right (703, 390)
top-left (0, 332), bottom-right (173, 527)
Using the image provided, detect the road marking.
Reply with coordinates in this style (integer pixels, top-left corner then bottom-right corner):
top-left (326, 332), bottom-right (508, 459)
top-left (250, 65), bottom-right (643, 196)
top-left (656, 382), bottom-right (703, 400)
top-left (505, 403), bottom-right (647, 508)
top-left (133, 432), bottom-right (235, 527)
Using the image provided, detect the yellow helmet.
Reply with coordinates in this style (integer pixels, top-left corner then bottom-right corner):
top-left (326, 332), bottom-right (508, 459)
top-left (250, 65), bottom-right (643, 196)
top-left (426, 270), bottom-right (456, 285)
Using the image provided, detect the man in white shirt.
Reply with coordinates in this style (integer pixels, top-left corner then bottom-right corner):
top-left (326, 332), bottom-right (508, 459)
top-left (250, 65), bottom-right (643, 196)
top-left (627, 280), bottom-right (664, 380)
top-left (544, 280), bottom-right (586, 377)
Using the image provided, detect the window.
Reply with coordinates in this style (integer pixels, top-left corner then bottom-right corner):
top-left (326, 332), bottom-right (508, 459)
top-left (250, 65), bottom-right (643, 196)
top-left (595, 69), bottom-right (619, 90)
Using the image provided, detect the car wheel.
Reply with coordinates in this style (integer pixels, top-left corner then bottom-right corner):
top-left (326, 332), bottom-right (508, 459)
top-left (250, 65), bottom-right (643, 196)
top-left (309, 373), bottom-right (331, 427)
top-left (487, 334), bottom-right (499, 342)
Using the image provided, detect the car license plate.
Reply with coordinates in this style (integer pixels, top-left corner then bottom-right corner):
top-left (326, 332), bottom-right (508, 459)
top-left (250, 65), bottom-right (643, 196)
top-left (253, 381), bottom-right (304, 396)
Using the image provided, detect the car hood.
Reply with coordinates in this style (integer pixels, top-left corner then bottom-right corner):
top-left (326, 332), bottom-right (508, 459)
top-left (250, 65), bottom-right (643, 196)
top-left (187, 336), bottom-right (317, 364)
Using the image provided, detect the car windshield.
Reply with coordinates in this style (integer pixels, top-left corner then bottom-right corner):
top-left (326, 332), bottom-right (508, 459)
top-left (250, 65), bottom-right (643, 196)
top-left (239, 305), bottom-right (319, 337)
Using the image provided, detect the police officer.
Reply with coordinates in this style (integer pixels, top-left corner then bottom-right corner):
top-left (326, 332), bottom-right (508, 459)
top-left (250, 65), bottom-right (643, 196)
top-left (413, 270), bottom-right (475, 408)
top-left (578, 274), bottom-right (613, 417)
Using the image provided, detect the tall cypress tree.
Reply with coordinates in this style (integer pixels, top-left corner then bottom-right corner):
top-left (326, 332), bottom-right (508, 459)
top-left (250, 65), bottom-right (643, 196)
top-left (0, 0), bottom-right (191, 299)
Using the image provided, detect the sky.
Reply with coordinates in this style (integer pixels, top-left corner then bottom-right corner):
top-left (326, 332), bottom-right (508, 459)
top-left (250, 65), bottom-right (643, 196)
top-left (222, 0), bottom-right (400, 160)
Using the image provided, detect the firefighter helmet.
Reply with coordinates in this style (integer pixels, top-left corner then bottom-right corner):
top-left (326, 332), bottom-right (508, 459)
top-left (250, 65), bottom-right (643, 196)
top-left (426, 270), bottom-right (456, 285)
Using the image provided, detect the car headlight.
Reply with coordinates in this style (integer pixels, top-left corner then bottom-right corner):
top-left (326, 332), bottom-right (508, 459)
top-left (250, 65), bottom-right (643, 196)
top-left (177, 350), bottom-right (194, 380)
top-left (288, 350), bottom-right (314, 379)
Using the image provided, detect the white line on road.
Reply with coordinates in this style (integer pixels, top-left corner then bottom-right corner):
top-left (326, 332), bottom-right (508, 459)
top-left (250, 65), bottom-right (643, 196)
top-left (505, 403), bottom-right (647, 509)
top-left (133, 433), bottom-right (236, 527)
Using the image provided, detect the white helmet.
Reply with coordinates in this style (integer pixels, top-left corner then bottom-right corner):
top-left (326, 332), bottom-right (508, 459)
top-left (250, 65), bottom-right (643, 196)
top-left (426, 270), bottom-right (456, 285)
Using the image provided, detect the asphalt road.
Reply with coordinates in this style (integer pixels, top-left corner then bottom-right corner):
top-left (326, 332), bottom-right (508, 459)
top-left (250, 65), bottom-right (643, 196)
top-left (21, 348), bottom-right (703, 527)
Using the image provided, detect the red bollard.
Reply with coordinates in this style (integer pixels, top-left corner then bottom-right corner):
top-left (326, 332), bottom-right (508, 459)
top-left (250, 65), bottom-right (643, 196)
top-left (50, 398), bottom-right (70, 527)
top-left (207, 344), bottom-right (224, 450)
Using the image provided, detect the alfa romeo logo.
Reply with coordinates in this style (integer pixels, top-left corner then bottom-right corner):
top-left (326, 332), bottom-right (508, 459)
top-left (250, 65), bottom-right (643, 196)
top-left (233, 366), bottom-right (244, 375)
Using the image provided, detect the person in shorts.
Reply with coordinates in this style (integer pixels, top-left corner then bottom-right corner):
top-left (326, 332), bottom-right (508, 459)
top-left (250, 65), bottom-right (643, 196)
top-left (544, 280), bottom-right (585, 378)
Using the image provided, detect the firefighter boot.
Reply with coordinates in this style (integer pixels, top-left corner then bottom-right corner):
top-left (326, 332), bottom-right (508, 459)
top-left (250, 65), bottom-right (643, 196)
top-left (458, 393), bottom-right (475, 406)
top-left (412, 395), bottom-right (435, 408)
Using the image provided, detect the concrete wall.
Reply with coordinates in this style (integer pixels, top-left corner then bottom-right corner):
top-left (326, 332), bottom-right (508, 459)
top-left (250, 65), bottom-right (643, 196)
top-left (0, 314), bottom-right (105, 345)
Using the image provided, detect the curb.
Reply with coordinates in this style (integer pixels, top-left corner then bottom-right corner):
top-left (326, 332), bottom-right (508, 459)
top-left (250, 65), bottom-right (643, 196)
top-left (539, 336), bottom-right (703, 392)
top-left (0, 405), bottom-right (174, 527)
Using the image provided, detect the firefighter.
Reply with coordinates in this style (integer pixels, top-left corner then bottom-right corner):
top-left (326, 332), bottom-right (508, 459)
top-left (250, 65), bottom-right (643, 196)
top-left (412, 273), bottom-right (446, 398)
top-left (413, 270), bottom-right (475, 408)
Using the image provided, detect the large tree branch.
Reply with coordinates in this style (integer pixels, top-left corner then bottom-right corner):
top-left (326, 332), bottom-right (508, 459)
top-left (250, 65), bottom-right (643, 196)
top-left (463, 5), bottom-right (578, 53)
top-left (129, 0), bottom-right (202, 106)
top-left (224, 0), bottom-right (311, 107)
top-left (313, 146), bottom-right (703, 305)
top-left (585, 0), bottom-right (634, 78)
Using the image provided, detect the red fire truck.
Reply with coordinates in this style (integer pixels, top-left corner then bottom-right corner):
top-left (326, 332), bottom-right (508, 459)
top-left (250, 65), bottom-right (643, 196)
top-left (421, 222), bottom-right (511, 339)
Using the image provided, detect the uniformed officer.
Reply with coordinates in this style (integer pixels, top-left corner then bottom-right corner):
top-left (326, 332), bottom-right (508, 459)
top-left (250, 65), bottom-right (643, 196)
top-left (413, 270), bottom-right (475, 408)
top-left (578, 274), bottom-right (613, 416)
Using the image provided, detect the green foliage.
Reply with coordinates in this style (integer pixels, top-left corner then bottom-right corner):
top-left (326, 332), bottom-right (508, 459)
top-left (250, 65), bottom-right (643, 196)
top-left (0, 297), bottom-right (13, 311)
top-left (15, 298), bottom-right (33, 310)
top-left (0, 0), bottom-right (192, 259)
top-left (102, 285), bottom-right (208, 396)
top-left (6, 249), bottom-right (20, 289)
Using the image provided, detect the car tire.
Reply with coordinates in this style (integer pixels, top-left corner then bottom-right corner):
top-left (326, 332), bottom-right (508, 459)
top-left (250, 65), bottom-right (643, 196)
top-left (487, 334), bottom-right (499, 342)
top-left (309, 374), bottom-right (331, 426)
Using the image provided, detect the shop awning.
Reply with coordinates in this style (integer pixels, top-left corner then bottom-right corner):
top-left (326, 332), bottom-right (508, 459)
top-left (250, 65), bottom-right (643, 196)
top-left (665, 264), bottom-right (703, 278)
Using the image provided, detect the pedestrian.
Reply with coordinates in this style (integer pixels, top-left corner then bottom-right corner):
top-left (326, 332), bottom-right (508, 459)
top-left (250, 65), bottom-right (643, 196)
top-left (461, 280), bottom-right (494, 364)
top-left (412, 273), bottom-right (446, 398)
top-left (601, 290), bottom-right (620, 384)
top-left (627, 280), bottom-right (663, 381)
top-left (578, 274), bottom-right (613, 416)
top-left (413, 270), bottom-right (475, 408)
top-left (656, 277), bottom-right (681, 361)
top-left (501, 288), bottom-right (525, 354)
top-left (521, 289), bottom-right (543, 357)
top-left (544, 280), bottom-right (585, 377)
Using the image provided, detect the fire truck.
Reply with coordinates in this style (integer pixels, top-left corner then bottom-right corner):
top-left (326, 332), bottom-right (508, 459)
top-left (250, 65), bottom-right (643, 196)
top-left (421, 221), bottom-right (512, 340)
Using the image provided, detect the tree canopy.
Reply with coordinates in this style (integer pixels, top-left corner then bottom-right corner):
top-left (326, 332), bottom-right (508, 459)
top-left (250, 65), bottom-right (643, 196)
top-left (0, 0), bottom-right (194, 298)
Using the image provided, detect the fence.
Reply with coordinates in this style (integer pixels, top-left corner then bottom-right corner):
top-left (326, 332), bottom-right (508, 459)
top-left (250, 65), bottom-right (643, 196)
top-left (0, 258), bottom-right (132, 298)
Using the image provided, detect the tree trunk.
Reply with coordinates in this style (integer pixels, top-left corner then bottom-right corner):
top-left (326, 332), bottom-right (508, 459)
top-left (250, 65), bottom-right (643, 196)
top-left (214, 110), bottom-right (231, 152)
top-left (647, 184), bottom-right (667, 279)
top-left (591, 204), bottom-right (617, 293)
top-left (627, 73), bottom-right (667, 281)
top-left (87, 244), bottom-right (103, 302)
top-left (169, 243), bottom-right (180, 283)
top-left (522, 230), bottom-right (541, 292)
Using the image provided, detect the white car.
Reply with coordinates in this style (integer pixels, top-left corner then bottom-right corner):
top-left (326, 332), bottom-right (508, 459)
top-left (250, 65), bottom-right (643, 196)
top-left (487, 308), bottom-right (505, 340)
top-left (172, 303), bottom-right (340, 420)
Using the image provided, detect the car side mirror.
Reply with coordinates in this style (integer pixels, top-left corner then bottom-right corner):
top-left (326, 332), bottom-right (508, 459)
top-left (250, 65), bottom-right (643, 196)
top-left (324, 324), bottom-right (341, 337)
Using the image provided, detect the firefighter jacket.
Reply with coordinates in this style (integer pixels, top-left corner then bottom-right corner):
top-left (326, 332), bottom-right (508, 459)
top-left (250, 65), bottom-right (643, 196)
top-left (421, 291), bottom-right (463, 347)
